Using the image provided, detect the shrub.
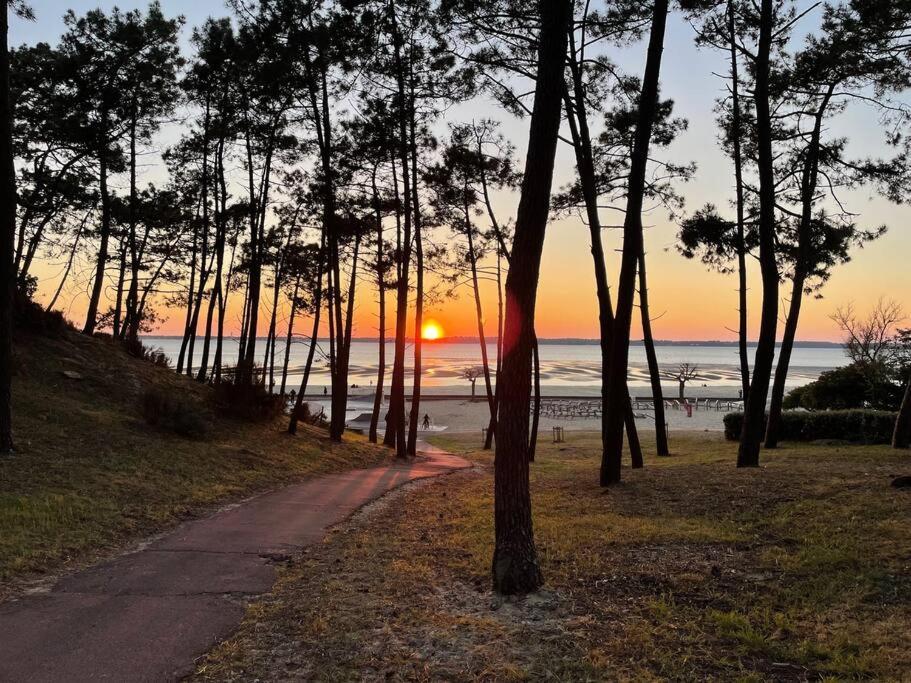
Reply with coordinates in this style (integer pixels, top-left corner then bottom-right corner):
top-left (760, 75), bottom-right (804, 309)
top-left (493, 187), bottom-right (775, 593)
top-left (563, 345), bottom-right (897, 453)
top-left (122, 337), bottom-right (172, 368)
top-left (214, 381), bottom-right (285, 422)
top-left (723, 409), bottom-right (896, 444)
top-left (14, 296), bottom-right (70, 337)
top-left (141, 387), bottom-right (209, 438)
top-left (292, 401), bottom-right (328, 427)
top-left (782, 384), bottom-right (811, 410)
top-left (784, 363), bottom-right (906, 412)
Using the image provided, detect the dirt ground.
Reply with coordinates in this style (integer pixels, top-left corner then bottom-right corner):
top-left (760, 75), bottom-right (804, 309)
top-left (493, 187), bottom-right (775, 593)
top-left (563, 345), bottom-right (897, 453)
top-left (194, 432), bottom-right (911, 681)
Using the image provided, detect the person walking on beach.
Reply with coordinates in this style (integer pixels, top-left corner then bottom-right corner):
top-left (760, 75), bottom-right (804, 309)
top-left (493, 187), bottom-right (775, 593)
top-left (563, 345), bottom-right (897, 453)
top-left (422, 414), bottom-right (430, 430)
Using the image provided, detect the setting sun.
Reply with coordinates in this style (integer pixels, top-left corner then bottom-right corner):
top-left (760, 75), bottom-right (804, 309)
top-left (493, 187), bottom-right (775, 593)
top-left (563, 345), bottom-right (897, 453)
top-left (421, 320), bottom-right (444, 341)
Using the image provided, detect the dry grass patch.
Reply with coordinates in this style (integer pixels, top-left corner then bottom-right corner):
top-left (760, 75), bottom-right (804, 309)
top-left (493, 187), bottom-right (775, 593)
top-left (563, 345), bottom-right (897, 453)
top-left (195, 431), bottom-right (911, 681)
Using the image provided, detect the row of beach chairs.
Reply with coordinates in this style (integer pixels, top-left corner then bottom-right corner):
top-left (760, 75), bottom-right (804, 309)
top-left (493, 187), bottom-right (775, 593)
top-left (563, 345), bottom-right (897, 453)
top-left (527, 397), bottom-right (743, 419)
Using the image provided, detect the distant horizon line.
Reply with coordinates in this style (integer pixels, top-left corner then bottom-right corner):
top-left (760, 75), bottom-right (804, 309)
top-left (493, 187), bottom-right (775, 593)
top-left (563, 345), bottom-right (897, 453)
top-left (142, 334), bottom-right (844, 348)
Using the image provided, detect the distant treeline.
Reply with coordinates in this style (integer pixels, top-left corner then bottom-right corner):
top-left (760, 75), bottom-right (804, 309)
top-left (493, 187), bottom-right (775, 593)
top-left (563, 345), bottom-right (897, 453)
top-left (143, 335), bottom-right (844, 348)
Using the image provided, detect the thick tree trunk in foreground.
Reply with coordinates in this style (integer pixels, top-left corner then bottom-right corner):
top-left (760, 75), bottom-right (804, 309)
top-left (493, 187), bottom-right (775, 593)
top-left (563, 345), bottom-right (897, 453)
top-left (893, 378), bottom-right (911, 448)
top-left (0, 0), bottom-right (16, 453)
top-left (738, 0), bottom-right (778, 468)
top-left (492, 0), bottom-right (570, 595)
top-left (602, 0), bottom-right (669, 486)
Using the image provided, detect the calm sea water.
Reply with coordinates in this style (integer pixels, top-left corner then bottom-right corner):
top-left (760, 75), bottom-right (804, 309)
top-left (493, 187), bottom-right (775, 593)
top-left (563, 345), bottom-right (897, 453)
top-left (145, 337), bottom-right (847, 392)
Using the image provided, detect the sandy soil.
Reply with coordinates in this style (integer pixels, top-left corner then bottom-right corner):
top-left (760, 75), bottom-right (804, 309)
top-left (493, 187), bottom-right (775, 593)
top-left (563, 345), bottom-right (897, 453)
top-left (395, 397), bottom-right (734, 435)
top-left (305, 383), bottom-right (761, 434)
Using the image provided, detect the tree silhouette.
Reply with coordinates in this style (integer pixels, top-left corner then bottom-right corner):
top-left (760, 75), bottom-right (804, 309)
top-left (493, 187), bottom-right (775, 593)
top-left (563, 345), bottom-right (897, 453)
top-left (601, 0), bottom-right (671, 486)
top-left (428, 121), bottom-right (518, 449)
top-left (1, 0), bottom-right (32, 454)
top-left (666, 362), bottom-right (700, 400)
top-left (490, 0), bottom-right (571, 596)
top-left (461, 366), bottom-right (482, 397)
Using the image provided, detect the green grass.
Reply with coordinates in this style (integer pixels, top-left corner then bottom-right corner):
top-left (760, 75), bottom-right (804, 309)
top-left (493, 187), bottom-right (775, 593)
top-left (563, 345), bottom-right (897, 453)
top-left (0, 327), bottom-right (389, 591)
top-left (194, 430), bottom-right (911, 681)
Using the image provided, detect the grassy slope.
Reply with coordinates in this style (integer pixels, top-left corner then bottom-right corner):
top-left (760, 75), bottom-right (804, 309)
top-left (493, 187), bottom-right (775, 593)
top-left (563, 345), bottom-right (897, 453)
top-left (0, 326), bottom-right (389, 592)
top-left (195, 432), bottom-right (911, 681)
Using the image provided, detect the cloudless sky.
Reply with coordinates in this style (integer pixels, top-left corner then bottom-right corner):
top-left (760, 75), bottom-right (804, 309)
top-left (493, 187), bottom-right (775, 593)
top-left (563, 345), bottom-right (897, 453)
top-left (12, 1), bottom-right (911, 341)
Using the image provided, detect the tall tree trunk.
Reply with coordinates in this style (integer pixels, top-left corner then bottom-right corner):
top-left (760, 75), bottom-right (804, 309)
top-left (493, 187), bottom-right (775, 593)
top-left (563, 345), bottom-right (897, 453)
top-left (764, 273), bottom-right (803, 448)
top-left (728, 0), bottom-right (750, 404)
top-left (213, 278), bottom-right (226, 384)
top-left (196, 276), bottom-right (219, 384)
top-left (492, 0), bottom-right (570, 595)
top-left (196, 138), bottom-right (223, 384)
top-left (638, 248), bottom-right (669, 455)
top-left (764, 85), bottom-right (833, 449)
top-left (264, 228), bottom-right (293, 392)
top-left (0, 0), bottom-right (16, 453)
top-left (112, 241), bottom-right (127, 339)
top-left (326, 262), bottom-right (337, 398)
top-left (184, 244), bottom-right (211, 379)
top-left (737, 0), bottom-right (778, 468)
top-left (124, 105), bottom-right (142, 342)
top-left (405, 82), bottom-right (425, 457)
top-left (563, 44), bottom-right (643, 470)
top-left (465, 199), bottom-right (496, 445)
top-left (369, 169), bottom-right (386, 443)
top-left (237, 128), bottom-right (262, 386)
top-left (289, 233), bottom-right (326, 435)
top-left (601, 0), bottom-right (669, 486)
top-left (483, 248), bottom-right (504, 450)
top-left (237, 275), bottom-right (250, 374)
top-left (406, 213), bottom-right (423, 456)
top-left (83, 114), bottom-right (112, 336)
top-left (212, 154), bottom-right (231, 384)
top-left (176, 210), bottom-right (198, 374)
top-left (298, 53), bottom-right (346, 442)
top-left (330, 234), bottom-right (361, 441)
top-left (384, 1), bottom-right (414, 457)
top-left (279, 275), bottom-right (300, 397)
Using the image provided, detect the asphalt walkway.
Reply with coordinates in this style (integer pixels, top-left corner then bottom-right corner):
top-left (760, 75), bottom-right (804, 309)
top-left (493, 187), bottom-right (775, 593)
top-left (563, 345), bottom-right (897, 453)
top-left (0, 443), bottom-right (470, 682)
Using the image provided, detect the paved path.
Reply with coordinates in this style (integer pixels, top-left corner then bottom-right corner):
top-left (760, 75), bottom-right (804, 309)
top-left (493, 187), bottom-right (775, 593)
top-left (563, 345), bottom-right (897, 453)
top-left (0, 443), bottom-right (470, 682)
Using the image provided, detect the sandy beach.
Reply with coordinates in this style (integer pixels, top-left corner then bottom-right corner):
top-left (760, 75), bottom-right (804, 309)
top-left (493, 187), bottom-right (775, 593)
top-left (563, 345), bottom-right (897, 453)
top-left (301, 383), bottom-right (762, 435)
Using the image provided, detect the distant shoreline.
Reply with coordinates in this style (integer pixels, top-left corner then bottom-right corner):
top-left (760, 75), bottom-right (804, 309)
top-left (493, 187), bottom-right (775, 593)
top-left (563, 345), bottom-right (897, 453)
top-left (142, 335), bottom-right (842, 348)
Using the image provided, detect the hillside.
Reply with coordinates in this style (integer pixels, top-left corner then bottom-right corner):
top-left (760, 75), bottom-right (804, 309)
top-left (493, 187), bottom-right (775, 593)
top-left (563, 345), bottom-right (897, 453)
top-left (0, 312), bottom-right (389, 596)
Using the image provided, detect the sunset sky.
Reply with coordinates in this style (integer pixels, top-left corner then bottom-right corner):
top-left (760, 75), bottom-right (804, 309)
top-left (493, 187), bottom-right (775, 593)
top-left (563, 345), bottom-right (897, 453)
top-left (14, 1), bottom-right (911, 342)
